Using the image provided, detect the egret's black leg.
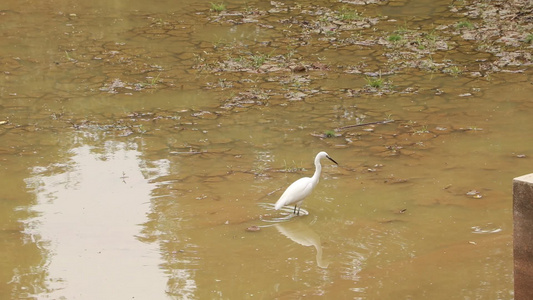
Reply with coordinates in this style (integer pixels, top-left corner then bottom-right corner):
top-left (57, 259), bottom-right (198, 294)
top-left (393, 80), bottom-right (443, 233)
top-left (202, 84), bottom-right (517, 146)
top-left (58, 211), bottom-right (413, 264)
top-left (293, 205), bottom-right (297, 214)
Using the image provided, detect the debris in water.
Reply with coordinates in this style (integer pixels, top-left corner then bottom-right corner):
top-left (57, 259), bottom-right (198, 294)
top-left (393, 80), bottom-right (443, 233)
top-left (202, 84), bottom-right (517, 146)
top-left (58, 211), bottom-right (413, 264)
top-left (471, 224), bottom-right (502, 234)
top-left (466, 190), bottom-right (483, 198)
top-left (246, 226), bottom-right (261, 232)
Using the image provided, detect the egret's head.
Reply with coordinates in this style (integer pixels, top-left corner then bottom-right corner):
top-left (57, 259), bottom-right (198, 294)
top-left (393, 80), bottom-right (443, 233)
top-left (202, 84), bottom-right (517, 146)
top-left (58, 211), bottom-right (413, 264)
top-left (317, 151), bottom-right (338, 165)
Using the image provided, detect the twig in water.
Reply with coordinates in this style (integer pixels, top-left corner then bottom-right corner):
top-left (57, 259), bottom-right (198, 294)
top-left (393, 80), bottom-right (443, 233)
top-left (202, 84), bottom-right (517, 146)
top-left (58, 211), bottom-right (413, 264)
top-left (335, 119), bottom-right (394, 131)
top-left (267, 187), bottom-right (283, 196)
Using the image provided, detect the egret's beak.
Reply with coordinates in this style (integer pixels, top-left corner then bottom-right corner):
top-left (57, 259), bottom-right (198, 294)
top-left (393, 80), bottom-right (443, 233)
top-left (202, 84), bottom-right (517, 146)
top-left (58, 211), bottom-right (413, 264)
top-left (326, 155), bottom-right (338, 165)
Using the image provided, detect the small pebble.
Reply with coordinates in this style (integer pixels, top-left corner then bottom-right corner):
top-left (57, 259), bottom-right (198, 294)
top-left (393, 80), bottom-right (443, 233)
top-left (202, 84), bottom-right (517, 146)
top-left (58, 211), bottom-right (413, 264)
top-left (291, 65), bottom-right (306, 72)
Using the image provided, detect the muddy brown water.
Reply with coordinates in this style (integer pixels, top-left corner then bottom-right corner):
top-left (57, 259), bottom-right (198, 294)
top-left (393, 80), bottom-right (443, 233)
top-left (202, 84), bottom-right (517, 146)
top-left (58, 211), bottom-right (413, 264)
top-left (1, 0), bottom-right (531, 298)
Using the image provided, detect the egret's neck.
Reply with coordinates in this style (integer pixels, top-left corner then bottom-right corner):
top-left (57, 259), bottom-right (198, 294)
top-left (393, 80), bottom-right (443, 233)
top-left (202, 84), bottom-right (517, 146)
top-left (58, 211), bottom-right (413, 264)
top-left (311, 157), bottom-right (322, 182)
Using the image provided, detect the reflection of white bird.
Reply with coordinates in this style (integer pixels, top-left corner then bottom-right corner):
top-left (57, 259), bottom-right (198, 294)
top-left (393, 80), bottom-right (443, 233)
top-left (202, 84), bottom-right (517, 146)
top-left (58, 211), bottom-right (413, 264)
top-left (274, 151), bottom-right (338, 215)
top-left (275, 221), bottom-right (329, 268)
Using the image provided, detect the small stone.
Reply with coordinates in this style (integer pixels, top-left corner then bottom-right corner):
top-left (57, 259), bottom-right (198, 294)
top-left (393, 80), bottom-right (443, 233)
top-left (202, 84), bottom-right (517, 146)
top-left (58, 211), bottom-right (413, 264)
top-left (291, 65), bottom-right (306, 72)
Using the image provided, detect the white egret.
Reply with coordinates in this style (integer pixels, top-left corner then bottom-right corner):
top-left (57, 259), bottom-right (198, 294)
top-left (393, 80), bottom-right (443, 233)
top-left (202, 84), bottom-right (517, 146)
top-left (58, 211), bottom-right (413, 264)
top-left (274, 151), bottom-right (338, 215)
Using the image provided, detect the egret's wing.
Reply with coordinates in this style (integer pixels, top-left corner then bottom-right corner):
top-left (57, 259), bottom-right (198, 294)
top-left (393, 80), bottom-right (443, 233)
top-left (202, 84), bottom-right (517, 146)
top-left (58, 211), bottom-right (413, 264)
top-left (274, 177), bottom-right (313, 209)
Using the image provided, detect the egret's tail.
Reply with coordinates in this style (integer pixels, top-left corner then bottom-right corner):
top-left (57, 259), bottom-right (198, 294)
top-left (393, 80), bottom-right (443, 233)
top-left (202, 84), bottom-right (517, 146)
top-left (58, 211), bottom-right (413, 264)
top-left (274, 199), bottom-right (283, 210)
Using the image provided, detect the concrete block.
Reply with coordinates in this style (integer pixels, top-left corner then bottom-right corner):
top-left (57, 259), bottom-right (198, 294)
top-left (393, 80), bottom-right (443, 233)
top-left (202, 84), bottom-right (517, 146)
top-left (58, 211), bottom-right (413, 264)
top-left (514, 173), bottom-right (533, 300)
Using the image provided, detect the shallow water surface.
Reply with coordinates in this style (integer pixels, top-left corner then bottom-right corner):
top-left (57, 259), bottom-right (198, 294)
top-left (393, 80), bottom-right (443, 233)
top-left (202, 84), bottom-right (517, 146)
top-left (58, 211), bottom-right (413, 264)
top-left (1, 0), bottom-right (531, 298)
top-left (23, 143), bottom-right (168, 299)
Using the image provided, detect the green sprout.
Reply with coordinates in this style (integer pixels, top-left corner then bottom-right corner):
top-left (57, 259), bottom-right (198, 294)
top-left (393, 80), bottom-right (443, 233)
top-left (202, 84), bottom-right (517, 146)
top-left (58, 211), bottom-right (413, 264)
top-left (210, 2), bottom-right (226, 12)
top-left (457, 20), bottom-right (474, 29)
top-left (444, 66), bottom-right (462, 77)
top-left (525, 33), bottom-right (533, 44)
top-left (150, 73), bottom-right (161, 86)
top-left (250, 53), bottom-right (269, 68)
top-left (324, 130), bottom-right (336, 138)
top-left (415, 125), bottom-right (430, 134)
top-left (365, 75), bottom-right (384, 88)
top-left (388, 34), bottom-right (402, 42)
top-left (338, 7), bottom-right (361, 21)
